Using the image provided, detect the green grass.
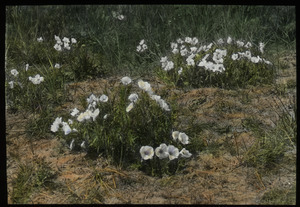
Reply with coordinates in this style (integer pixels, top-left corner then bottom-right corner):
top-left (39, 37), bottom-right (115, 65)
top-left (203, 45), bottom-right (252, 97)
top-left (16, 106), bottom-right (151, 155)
top-left (11, 158), bottom-right (56, 204)
top-left (6, 5), bottom-right (296, 76)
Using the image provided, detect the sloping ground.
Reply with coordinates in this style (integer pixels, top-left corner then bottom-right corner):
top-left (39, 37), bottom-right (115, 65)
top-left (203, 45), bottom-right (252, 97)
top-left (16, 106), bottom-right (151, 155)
top-left (6, 53), bottom-right (296, 204)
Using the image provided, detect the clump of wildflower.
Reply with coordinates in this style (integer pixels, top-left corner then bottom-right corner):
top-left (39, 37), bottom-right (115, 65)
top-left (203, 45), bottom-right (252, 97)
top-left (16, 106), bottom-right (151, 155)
top-left (136, 39), bottom-right (148, 52)
top-left (54, 35), bottom-right (77, 51)
top-left (140, 146), bottom-right (154, 160)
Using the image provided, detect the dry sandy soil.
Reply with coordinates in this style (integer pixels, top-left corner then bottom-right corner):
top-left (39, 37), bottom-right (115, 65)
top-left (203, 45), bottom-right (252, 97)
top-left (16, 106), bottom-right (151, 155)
top-left (6, 53), bottom-right (296, 204)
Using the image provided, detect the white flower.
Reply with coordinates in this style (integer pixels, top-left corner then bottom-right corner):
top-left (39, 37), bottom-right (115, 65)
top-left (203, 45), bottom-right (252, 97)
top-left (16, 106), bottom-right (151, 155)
top-left (50, 117), bottom-right (62, 133)
top-left (244, 51), bottom-right (252, 60)
top-left (54, 35), bottom-right (61, 42)
top-left (139, 39), bottom-right (145, 45)
top-left (172, 48), bottom-right (179, 54)
top-left (68, 119), bottom-right (73, 125)
top-left (140, 146), bottom-right (154, 160)
top-left (155, 143), bottom-right (169, 159)
top-left (69, 139), bottom-right (75, 150)
top-left (80, 141), bottom-right (86, 149)
top-left (37, 37), bottom-right (43, 42)
top-left (99, 94), bottom-right (108, 102)
top-left (54, 63), bottom-right (61, 68)
top-left (121, 76), bottom-right (132, 85)
top-left (136, 45), bottom-right (142, 52)
top-left (8, 81), bottom-right (14, 89)
top-left (178, 132), bottom-right (189, 144)
top-left (117, 14), bottom-right (125, 20)
top-left (245, 41), bottom-right (252, 48)
top-left (178, 67), bottom-right (183, 75)
top-left (62, 37), bottom-right (70, 43)
top-left (176, 38), bottom-right (184, 44)
top-left (62, 122), bottom-right (72, 135)
top-left (227, 36), bottom-right (233, 44)
top-left (217, 38), bottom-right (224, 44)
top-left (236, 40), bottom-right (244, 47)
top-left (54, 43), bottom-right (62, 51)
top-left (157, 98), bottom-right (171, 111)
top-left (251, 56), bottom-right (260, 63)
top-left (259, 42), bottom-right (265, 53)
top-left (126, 102), bottom-right (134, 112)
top-left (186, 54), bottom-right (195, 66)
top-left (163, 61), bottom-right (174, 71)
top-left (50, 122), bottom-right (60, 133)
top-left (103, 114), bottom-right (108, 119)
top-left (11, 69), bottom-right (19, 77)
top-left (25, 64), bottom-right (29, 71)
top-left (180, 48), bottom-right (188, 57)
top-left (71, 38), bottom-right (77, 44)
top-left (138, 80), bottom-right (153, 94)
top-left (185, 37), bottom-right (192, 44)
top-left (128, 93), bottom-right (139, 103)
top-left (77, 112), bottom-right (87, 122)
top-left (142, 44), bottom-right (148, 50)
top-left (167, 145), bottom-right (179, 160)
top-left (180, 148), bottom-right (192, 158)
top-left (231, 53), bottom-right (238, 60)
top-left (87, 94), bottom-right (97, 104)
top-left (190, 46), bottom-right (198, 53)
top-left (90, 108), bottom-right (100, 121)
top-left (191, 37), bottom-right (199, 45)
top-left (160, 56), bottom-right (168, 68)
top-left (172, 131), bottom-right (180, 141)
top-left (64, 42), bottom-right (71, 50)
top-left (171, 42), bottom-right (178, 49)
top-left (150, 94), bottom-right (161, 102)
top-left (263, 59), bottom-right (272, 65)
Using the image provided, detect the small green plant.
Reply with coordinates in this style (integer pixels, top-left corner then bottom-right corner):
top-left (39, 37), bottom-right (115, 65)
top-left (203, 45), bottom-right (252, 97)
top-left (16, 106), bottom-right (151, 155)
top-left (156, 37), bottom-right (275, 89)
top-left (243, 95), bottom-right (296, 170)
top-left (51, 77), bottom-right (193, 176)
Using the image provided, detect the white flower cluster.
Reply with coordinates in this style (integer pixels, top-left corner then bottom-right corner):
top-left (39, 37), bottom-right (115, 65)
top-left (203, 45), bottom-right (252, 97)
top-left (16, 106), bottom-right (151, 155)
top-left (29, 74), bottom-right (44, 84)
top-left (72, 94), bottom-right (108, 122)
top-left (140, 131), bottom-right (192, 161)
top-left (136, 39), bottom-right (148, 52)
top-left (161, 36), bottom-right (272, 74)
top-left (160, 56), bottom-right (174, 71)
top-left (112, 11), bottom-right (125, 20)
top-left (138, 79), bottom-right (171, 112)
top-left (50, 117), bottom-right (77, 135)
top-left (231, 50), bottom-right (272, 65)
top-left (54, 35), bottom-right (77, 51)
